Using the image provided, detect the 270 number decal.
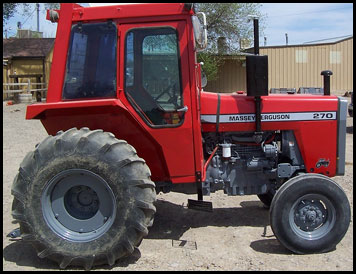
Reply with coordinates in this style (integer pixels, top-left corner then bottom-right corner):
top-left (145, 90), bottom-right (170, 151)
top-left (313, 112), bottom-right (335, 119)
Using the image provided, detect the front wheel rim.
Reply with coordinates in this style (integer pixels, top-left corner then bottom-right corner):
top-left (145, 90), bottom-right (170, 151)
top-left (289, 193), bottom-right (336, 240)
top-left (41, 169), bottom-right (117, 242)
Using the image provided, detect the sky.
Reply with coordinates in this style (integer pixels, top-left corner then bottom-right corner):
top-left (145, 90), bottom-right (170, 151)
top-left (3, 3), bottom-right (353, 47)
top-left (259, 3), bottom-right (353, 46)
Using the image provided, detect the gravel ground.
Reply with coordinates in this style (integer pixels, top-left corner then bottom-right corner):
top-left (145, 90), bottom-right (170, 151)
top-left (2, 98), bottom-right (353, 271)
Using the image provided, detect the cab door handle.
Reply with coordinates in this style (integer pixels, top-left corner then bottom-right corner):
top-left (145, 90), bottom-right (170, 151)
top-left (177, 105), bottom-right (188, 113)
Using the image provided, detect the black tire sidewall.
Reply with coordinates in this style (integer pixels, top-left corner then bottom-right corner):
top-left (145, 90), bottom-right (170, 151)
top-left (257, 191), bottom-right (274, 208)
top-left (270, 175), bottom-right (351, 254)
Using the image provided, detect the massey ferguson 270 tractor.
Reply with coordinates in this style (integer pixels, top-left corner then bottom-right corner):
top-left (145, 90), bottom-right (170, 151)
top-left (10, 3), bottom-right (350, 269)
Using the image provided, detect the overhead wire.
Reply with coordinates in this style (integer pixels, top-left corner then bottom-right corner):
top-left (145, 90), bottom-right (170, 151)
top-left (20, 5), bottom-right (37, 28)
top-left (266, 6), bottom-right (352, 18)
top-left (303, 34), bottom-right (353, 44)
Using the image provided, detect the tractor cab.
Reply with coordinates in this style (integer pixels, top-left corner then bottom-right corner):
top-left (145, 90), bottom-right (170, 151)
top-left (27, 3), bottom-right (208, 184)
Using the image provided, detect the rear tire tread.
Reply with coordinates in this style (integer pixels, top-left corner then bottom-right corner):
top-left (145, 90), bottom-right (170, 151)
top-left (83, 256), bottom-right (95, 270)
top-left (128, 179), bottom-right (156, 189)
top-left (59, 257), bottom-right (73, 269)
top-left (106, 251), bottom-right (116, 266)
top-left (122, 238), bottom-right (135, 254)
top-left (37, 247), bottom-right (54, 259)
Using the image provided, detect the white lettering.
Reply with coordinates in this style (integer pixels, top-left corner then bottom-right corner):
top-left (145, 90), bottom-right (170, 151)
top-left (201, 112), bottom-right (336, 124)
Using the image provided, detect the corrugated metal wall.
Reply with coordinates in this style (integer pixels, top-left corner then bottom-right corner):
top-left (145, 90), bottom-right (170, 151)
top-left (261, 38), bottom-right (353, 92)
top-left (205, 58), bottom-right (247, 93)
top-left (205, 37), bottom-right (353, 93)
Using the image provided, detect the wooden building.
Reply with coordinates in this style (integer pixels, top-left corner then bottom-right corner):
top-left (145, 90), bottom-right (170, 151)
top-left (3, 38), bottom-right (55, 99)
top-left (205, 36), bottom-right (353, 94)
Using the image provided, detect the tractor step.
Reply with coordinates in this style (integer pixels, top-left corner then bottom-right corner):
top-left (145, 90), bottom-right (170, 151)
top-left (7, 227), bottom-right (21, 239)
top-left (187, 199), bottom-right (213, 212)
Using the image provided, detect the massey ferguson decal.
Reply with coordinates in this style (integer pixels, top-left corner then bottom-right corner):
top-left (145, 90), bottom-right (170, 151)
top-left (201, 111), bottom-right (336, 123)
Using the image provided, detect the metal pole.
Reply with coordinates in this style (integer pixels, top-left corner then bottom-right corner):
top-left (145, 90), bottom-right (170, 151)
top-left (253, 18), bottom-right (259, 55)
top-left (252, 17), bottom-right (263, 142)
top-left (255, 96), bottom-right (262, 132)
top-left (27, 79), bottom-right (31, 94)
top-left (36, 3), bottom-right (40, 32)
top-left (321, 70), bottom-right (333, 96)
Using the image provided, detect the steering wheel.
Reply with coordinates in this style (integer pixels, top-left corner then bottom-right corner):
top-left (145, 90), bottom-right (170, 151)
top-left (154, 83), bottom-right (179, 108)
top-left (77, 82), bottom-right (96, 98)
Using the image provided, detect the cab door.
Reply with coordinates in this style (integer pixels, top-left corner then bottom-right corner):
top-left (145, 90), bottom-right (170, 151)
top-left (118, 20), bottom-right (196, 183)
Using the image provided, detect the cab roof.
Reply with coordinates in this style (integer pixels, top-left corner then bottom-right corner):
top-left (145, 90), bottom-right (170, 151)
top-left (52, 3), bottom-right (194, 23)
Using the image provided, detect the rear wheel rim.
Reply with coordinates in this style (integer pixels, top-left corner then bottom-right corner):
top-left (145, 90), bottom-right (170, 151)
top-left (289, 193), bottom-right (336, 240)
top-left (42, 169), bottom-right (116, 242)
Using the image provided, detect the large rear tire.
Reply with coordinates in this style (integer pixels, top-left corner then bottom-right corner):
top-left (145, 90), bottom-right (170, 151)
top-left (11, 127), bottom-right (156, 269)
top-left (269, 174), bottom-right (350, 254)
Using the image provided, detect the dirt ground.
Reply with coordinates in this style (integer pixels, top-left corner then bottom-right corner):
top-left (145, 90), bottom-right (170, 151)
top-left (2, 97), bottom-right (353, 271)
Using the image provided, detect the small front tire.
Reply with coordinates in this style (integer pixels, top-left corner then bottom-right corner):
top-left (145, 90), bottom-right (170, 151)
top-left (269, 173), bottom-right (350, 254)
top-left (257, 190), bottom-right (275, 208)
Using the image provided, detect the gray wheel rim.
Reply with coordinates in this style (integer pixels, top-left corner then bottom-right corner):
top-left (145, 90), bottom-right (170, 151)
top-left (289, 193), bottom-right (336, 240)
top-left (42, 169), bottom-right (116, 242)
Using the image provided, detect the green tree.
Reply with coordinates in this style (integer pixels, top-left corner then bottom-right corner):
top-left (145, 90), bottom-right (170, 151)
top-left (195, 3), bottom-right (265, 82)
top-left (197, 46), bottom-right (225, 82)
top-left (195, 3), bottom-right (265, 52)
top-left (3, 3), bottom-right (59, 24)
top-left (3, 3), bottom-right (31, 38)
top-left (3, 3), bottom-right (18, 23)
top-left (3, 3), bottom-right (32, 23)
top-left (3, 3), bottom-right (60, 38)
top-left (43, 3), bottom-right (60, 10)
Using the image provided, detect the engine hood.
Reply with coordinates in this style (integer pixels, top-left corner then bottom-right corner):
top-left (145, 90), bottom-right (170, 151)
top-left (199, 90), bottom-right (339, 133)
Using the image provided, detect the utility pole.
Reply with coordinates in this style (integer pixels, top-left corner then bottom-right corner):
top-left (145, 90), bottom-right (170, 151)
top-left (4, 27), bottom-right (12, 39)
top-left (36, 3), bottom-right (40, 32)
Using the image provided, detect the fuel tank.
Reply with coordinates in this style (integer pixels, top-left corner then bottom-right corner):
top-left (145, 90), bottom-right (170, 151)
top-left (200, 91), bottom-right (346, 177)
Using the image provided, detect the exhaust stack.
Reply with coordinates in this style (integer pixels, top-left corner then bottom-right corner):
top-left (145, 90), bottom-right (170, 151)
top-left (253, 18), bottom-right (259, 55)
top-left (246, 16), bottom-right (268, 143)
top-left (321, 70), bottom-right (332, 95)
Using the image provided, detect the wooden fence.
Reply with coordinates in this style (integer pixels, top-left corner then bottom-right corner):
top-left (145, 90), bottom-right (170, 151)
top-left (3, 79), bottom-right (47, 101)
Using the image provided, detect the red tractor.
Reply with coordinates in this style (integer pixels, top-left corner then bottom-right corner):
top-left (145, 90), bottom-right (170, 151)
top-left (10, 3), bottom-right (350, 269)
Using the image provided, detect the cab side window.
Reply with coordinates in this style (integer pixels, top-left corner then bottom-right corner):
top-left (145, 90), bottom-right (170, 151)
top-left (124, 27), bottom-right (184, 126)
